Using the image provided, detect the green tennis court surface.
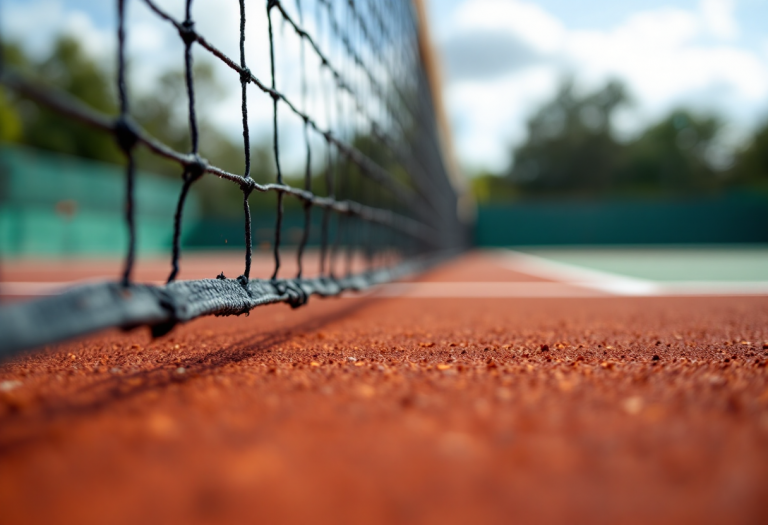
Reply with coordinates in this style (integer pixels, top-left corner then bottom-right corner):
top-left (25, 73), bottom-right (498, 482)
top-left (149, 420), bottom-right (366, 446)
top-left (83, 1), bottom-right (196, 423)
top-left (518, 246), bottom-right (768, 283)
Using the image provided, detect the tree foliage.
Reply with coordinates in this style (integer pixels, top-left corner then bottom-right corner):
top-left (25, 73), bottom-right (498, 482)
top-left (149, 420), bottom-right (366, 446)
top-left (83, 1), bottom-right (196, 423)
top-left (1, 37), bottom-right (122, 163)
top-left (484, 78), bottom-right (768, 203)
top-left (620, 110), bottom-right (723, 194)
top-left (731, 120), bottom-right (768, 190)
top-left (0, 36), bottom-right (280, 218)
top-left (509, 79), bottom-right (627, 195)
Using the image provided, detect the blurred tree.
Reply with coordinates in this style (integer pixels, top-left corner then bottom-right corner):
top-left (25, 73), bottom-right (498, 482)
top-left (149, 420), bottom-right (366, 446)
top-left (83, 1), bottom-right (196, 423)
top-left (496, 78), bottom-right (741, 200)
top-left (730, 120), bottom-right (768, 191)
top-left (0, 88), bottom-right (22, 142)
top-left (128, 61), bottom-right (276, 218)
top-left (1, 36), bottom-right (123, 163)
top-left (131, 62), bottom-right (261, 177)
top-left (332, 133), bottom-right (405, 210)
top-left (620, 110), bottom-right (722, 195)
top-left (471, 171), bottom-right (519, 204)
top-left (0, 42), bottom-right (25, 141)
top-left (0, 35), bottom-right (279, 218)
top-left (507, 79), bottom-right (628, 196)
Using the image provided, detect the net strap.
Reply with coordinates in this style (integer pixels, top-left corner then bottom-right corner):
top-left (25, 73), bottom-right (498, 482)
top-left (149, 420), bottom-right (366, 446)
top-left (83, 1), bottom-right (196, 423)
top-left (0, 255), bottom-right (446, 359)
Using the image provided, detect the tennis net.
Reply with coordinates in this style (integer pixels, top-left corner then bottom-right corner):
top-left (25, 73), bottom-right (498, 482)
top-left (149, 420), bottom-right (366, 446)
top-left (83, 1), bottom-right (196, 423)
top-left (0, 0), bottom-right (468, 358)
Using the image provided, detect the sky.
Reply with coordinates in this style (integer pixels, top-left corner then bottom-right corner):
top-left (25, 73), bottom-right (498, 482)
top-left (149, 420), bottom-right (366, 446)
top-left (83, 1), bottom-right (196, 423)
top-left (428, 0), bottom-right (768, 172)
top-left (2, 0), bottom-right (768, 175)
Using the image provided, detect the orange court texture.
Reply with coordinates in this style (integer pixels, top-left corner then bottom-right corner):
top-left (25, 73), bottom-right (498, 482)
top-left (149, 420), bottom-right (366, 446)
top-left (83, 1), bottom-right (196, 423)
top-left (1, 252), bottom-right (767, 524)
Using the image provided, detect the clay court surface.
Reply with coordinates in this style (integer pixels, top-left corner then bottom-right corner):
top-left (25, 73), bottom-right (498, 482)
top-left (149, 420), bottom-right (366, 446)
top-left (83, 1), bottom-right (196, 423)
top-left (1, 251), bottom-right (768, 524)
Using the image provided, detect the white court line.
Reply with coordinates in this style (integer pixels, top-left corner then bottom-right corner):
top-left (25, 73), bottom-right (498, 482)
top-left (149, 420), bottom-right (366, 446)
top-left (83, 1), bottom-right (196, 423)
top-left (3, 280), bottom-right (603, 299)
top-left (499, 250), bottom-right (661, 295)
top-left (3, 251), bottom-right (768, 299)
top-left (373, 282), bottom-right (607, 298)
top-left (0, 280), bottom-right (164, 296)
top-left (498, 250), bottom-right (768, 297)
top-left (0, 282), bottom-right (86, 296)
top-left (366, 280), bottom-right (768, 298)
top-left (640, 281), bottom-right (768, 296)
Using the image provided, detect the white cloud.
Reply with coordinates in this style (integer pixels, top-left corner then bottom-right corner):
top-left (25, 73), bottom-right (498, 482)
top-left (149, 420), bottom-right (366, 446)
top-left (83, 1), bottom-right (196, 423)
top-left (2, 0), bottom-right (112, 61)
top-left (64, 12), bottom-right (113, 61)
top-left (564, 6), bottom-right (767, 134)
top-left (700, 0), bottom-right (738, 40)
top-left (447, 0), bottom-right (565, 54)
top-left (4, 0), bottom-right (767, 175)
top-left (2, 0), bottom-right (347, 172)
top-left (567, 13), bottom-right (748, 92)
top-left (126, 0), bottom-right (363, 171)
top-left (447, 66), bottom-right (560, 171)
top-left (437, 0), bottom-right (768, 172)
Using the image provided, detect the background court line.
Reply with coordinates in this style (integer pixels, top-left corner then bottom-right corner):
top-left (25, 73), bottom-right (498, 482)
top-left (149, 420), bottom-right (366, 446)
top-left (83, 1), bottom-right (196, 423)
top-left (4, 248), bottom-right (768, 298)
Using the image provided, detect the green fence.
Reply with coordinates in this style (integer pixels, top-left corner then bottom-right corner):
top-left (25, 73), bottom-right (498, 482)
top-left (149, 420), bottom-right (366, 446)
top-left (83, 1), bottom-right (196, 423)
top-left (4, 143), bottom-right (765, 255)
top-left (187, 196), bottom-right (768, 250)
top-left (0, 144), bottom-right (199, 257)
top-left (187, 208), bottom-right (342, 250)
top-left (475, 194), bottom-right (768, 246)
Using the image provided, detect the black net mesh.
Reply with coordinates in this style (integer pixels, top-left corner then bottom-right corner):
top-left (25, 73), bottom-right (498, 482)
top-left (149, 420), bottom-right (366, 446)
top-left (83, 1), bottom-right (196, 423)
top-left (0, 0), bottom-right (466, 357)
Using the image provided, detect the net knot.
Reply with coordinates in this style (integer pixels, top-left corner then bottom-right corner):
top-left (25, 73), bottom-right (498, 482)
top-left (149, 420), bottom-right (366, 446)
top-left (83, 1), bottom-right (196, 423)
top-left (267, 0), bottom-right (279, 11)
top-left (179, 20), bottom-right (197, 46)
top-left (270, 90), bottom-right (280, 102)
top-left (114, 117), bottom-right (138, 153)
top-left (183, 154), bottom-right (207, 182)
top-left (274, 280), bottom-right (308, 309)
top-left (239, 178), bottom-right (255, 196)
top-left (239, 67), bottom-right (251, 84)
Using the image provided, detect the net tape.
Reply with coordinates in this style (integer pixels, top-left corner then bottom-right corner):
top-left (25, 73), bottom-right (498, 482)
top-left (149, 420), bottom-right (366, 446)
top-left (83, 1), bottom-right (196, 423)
top-left (0, 0), bottom-right (464, 358)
